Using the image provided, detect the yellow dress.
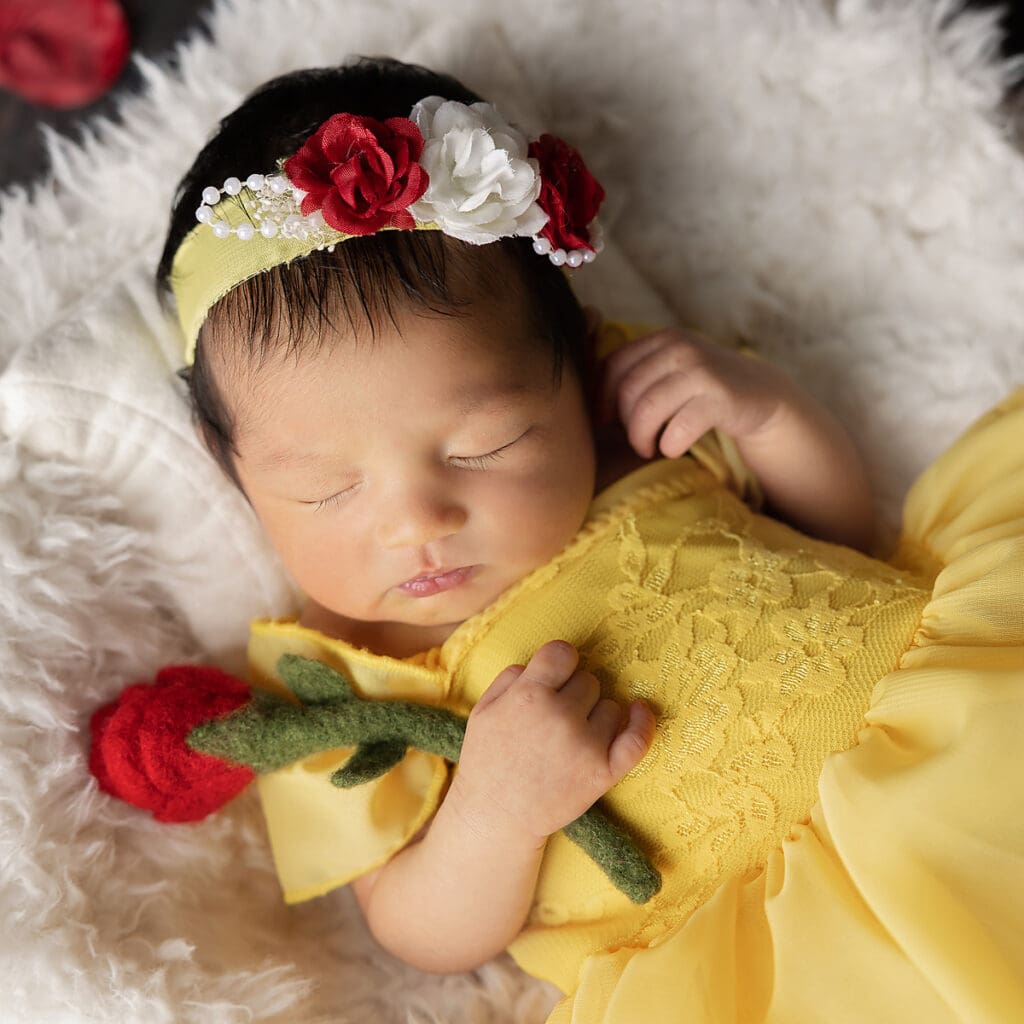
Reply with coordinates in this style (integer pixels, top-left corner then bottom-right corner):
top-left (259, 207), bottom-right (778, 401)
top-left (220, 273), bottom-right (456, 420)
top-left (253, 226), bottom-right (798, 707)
top-left (246, 323), bottom-right (1024, 1023)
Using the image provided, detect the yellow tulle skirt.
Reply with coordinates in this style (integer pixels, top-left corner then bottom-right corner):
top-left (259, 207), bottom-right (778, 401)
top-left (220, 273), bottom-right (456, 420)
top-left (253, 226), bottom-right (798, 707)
top-left (549, 387), bottom-right (1024, 1024)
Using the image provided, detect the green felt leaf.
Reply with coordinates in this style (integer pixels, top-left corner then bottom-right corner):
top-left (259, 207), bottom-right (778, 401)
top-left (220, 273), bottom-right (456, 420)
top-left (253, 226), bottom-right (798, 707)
top-left (277, 654), bottom-right (355, 703)
top-left (331, 740), bottom-right (408, 787)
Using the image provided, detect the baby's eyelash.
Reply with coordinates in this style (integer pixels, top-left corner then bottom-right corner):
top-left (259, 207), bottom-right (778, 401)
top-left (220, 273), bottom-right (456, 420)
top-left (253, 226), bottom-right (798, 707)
top-left (451, 447), bottom-right (509, 470)
top-left (312, 494), bottom-right (343, 513)
top-left (450, 431), bottom-right (528, 470)
top-left (308, 485), bottom-right (358, 512)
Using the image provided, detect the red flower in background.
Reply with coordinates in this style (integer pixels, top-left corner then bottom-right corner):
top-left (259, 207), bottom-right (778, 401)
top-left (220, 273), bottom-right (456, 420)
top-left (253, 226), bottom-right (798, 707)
top-left (89, 664), bottom-right (254, 822)
top-left (0, 0), bottom-right (130, 109)
top-left (529, 133), bottom-right (605, 253)
top-left (284, 112), bottom-right (429, 236)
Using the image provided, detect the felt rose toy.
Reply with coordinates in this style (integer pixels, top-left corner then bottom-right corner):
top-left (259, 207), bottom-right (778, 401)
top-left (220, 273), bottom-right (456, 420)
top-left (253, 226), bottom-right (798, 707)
top-left (0, 0), bottom-right (130, 109)
top-left (90, 655), bottom-right (662, 905)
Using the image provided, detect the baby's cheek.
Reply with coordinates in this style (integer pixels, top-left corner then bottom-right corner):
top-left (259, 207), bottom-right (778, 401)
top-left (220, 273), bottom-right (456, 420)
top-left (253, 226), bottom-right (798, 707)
top-left (272, 516), bottom-right (369, 603)
top-left (493, 472), bottom-right (590, 563)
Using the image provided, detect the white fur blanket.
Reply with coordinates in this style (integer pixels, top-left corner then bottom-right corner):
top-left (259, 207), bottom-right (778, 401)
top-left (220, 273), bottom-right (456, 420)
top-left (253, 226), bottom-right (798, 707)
top-left (2, 1), bottom-right (1023, 1021)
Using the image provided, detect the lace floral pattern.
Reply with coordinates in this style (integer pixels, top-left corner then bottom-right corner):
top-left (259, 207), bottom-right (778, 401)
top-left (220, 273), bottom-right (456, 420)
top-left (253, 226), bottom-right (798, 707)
top-left (548, 494), bottom-right (931, 944)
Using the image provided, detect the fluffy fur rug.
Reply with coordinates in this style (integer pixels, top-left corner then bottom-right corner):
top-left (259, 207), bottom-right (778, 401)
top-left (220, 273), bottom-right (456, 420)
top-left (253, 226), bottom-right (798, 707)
top-left (1, 1), bottom-right (1023, 1020)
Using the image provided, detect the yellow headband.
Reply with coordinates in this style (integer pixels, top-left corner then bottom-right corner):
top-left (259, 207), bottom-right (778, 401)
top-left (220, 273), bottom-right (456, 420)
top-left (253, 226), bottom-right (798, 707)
top-left (168, 185), bottom-right (440, 366)
top-left (168, 97), bottom-right (606, 366)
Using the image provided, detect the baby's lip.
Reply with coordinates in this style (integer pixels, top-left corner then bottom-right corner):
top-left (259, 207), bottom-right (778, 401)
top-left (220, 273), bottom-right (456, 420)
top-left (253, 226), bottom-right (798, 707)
top-left (396, 565), bottom-right (478, 597)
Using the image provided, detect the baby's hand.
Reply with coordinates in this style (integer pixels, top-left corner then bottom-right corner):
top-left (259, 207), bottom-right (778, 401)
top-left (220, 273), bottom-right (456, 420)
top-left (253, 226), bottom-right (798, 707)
top-left (450, 641), bottom-right (656, 846)
top-left (599, 327), bottom-right (797, 458)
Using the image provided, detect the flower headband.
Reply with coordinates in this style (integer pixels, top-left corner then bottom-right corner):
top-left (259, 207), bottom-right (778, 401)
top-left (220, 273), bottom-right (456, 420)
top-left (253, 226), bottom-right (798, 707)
top-left (169, 95), bottom-right (606, 365)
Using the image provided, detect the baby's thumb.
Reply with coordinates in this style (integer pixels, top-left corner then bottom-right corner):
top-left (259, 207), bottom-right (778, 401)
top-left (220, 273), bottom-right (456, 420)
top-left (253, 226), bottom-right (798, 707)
top-left (607, 701), bottom-right (656, 782)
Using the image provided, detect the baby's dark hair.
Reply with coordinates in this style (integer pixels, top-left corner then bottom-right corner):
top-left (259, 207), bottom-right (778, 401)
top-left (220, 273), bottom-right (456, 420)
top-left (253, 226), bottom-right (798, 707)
top-left (155, 56), bottom-right (589, 492)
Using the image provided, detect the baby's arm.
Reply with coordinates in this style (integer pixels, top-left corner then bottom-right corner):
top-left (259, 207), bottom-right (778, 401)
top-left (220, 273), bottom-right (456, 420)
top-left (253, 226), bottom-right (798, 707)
top-left (350, 641), bottom-right (656, 974)
top-left (600, 328), bottom-right (875, 552)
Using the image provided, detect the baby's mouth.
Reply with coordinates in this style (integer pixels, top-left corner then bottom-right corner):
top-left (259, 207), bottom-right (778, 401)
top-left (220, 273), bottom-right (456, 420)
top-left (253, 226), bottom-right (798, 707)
top-left (396, 565), bottom-right (479, 598)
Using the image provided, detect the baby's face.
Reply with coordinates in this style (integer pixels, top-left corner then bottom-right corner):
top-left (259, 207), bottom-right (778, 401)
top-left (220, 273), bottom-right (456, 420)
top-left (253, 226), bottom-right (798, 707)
top-left (226, 300), bottom-right (596, 647)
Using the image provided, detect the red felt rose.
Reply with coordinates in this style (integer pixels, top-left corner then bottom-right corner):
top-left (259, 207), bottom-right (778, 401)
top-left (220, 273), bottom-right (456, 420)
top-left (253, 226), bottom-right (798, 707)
top-left (283, 112), bottom-right (429, 236)
top-left (89, 664), bottom-right (255, 822)
top-left (0, 0), bottom-right (130, 109)
top-left (528, 134), bottom-right (605, 253)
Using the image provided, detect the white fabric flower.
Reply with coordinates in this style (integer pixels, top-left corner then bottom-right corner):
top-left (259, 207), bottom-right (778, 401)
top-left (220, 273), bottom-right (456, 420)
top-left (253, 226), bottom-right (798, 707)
top-left (408, 96), bottom-right (549, 244)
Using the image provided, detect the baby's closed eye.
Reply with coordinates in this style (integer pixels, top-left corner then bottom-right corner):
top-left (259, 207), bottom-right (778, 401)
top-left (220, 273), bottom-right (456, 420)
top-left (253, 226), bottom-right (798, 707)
top-left (306, 482), bottom-right (362, 512)
top-left (448, 427), bottom-right (533, 469)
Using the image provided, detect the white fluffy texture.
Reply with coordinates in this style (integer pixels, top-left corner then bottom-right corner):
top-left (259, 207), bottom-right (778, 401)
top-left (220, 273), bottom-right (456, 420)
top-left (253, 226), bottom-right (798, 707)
top-left (0, 274), bottom-right (301, 666)
top-left (0, 0), bottom-right (1022, 1020)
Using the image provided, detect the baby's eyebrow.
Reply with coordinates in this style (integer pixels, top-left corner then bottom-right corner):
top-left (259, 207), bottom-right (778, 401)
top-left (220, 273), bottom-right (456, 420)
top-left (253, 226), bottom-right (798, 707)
top-left (253, 448), bottom-right (332, 472)
top-left (453, 380), bottom-right (539, 415)
top-left (252, 382), bottom-right (543, 471)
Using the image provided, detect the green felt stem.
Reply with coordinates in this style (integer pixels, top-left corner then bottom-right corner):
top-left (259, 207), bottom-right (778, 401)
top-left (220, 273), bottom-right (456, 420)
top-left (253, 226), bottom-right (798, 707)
top-left (563, 808), bottom-right (661, 904)
top-left (186, 654), bottom-right (662, 904)
top-left (188, 692), bottom-right (466, 772)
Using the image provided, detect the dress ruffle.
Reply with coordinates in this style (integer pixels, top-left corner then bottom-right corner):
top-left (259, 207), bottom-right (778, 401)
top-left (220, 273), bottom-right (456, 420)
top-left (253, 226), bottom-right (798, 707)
top-left (548, 387), bottom-right (1024, 1023)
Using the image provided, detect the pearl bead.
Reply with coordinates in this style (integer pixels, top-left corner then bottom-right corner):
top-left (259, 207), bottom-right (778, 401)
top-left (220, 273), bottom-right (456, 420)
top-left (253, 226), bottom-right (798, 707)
top-left (246, 173), bottom-right (265, 191)
top-left (223, 176), bottom-right (242, 196)
top-left (532, 236), bottom-right (552, 255)
top-left (202, 186), bottom-right (221, 206)
top-left (593, 237), bottom-right (605, 253)
top-left (566, 251), bottom-right (584, 268)
top-left (195, 206), bottom-right (213, 224)
top-left (270, 176), bottom-right (289, 195)
top-left (260, 221), bottom-right (279, 238)
top-left (236, 223), bottom-right (255, 241)
top-left (550, 248), bottom-right (567, 267)
top-left (582, 249), bottom-right (597, 263)
top-left (212, 221), bottom-right (230, 239)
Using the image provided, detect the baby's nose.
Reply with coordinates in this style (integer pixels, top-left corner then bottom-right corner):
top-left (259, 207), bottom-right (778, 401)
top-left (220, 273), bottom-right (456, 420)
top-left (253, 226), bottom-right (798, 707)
top-left (376, 486), bottom-right (468, 549)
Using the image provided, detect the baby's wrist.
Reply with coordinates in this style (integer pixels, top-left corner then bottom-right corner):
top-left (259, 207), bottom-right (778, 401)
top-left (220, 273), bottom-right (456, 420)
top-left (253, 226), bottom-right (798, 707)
top-left (444, 775), bottom-right (549, 853)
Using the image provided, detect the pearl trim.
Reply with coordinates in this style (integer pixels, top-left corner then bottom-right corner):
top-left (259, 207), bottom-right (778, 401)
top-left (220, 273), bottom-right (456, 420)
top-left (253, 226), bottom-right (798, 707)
top-left (194, 173), bottom-right (339, 253)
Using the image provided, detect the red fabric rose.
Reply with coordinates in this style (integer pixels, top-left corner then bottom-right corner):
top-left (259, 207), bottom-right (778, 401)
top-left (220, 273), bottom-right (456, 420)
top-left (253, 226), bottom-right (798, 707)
top-left (528, 134), bottom-right (605, 253)
top-left (89, 664), bottom-right (255, 822)
top-left (0, 0), bottom-right (130, 109)
top-left (283, 113), bottom-right (429, 236)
